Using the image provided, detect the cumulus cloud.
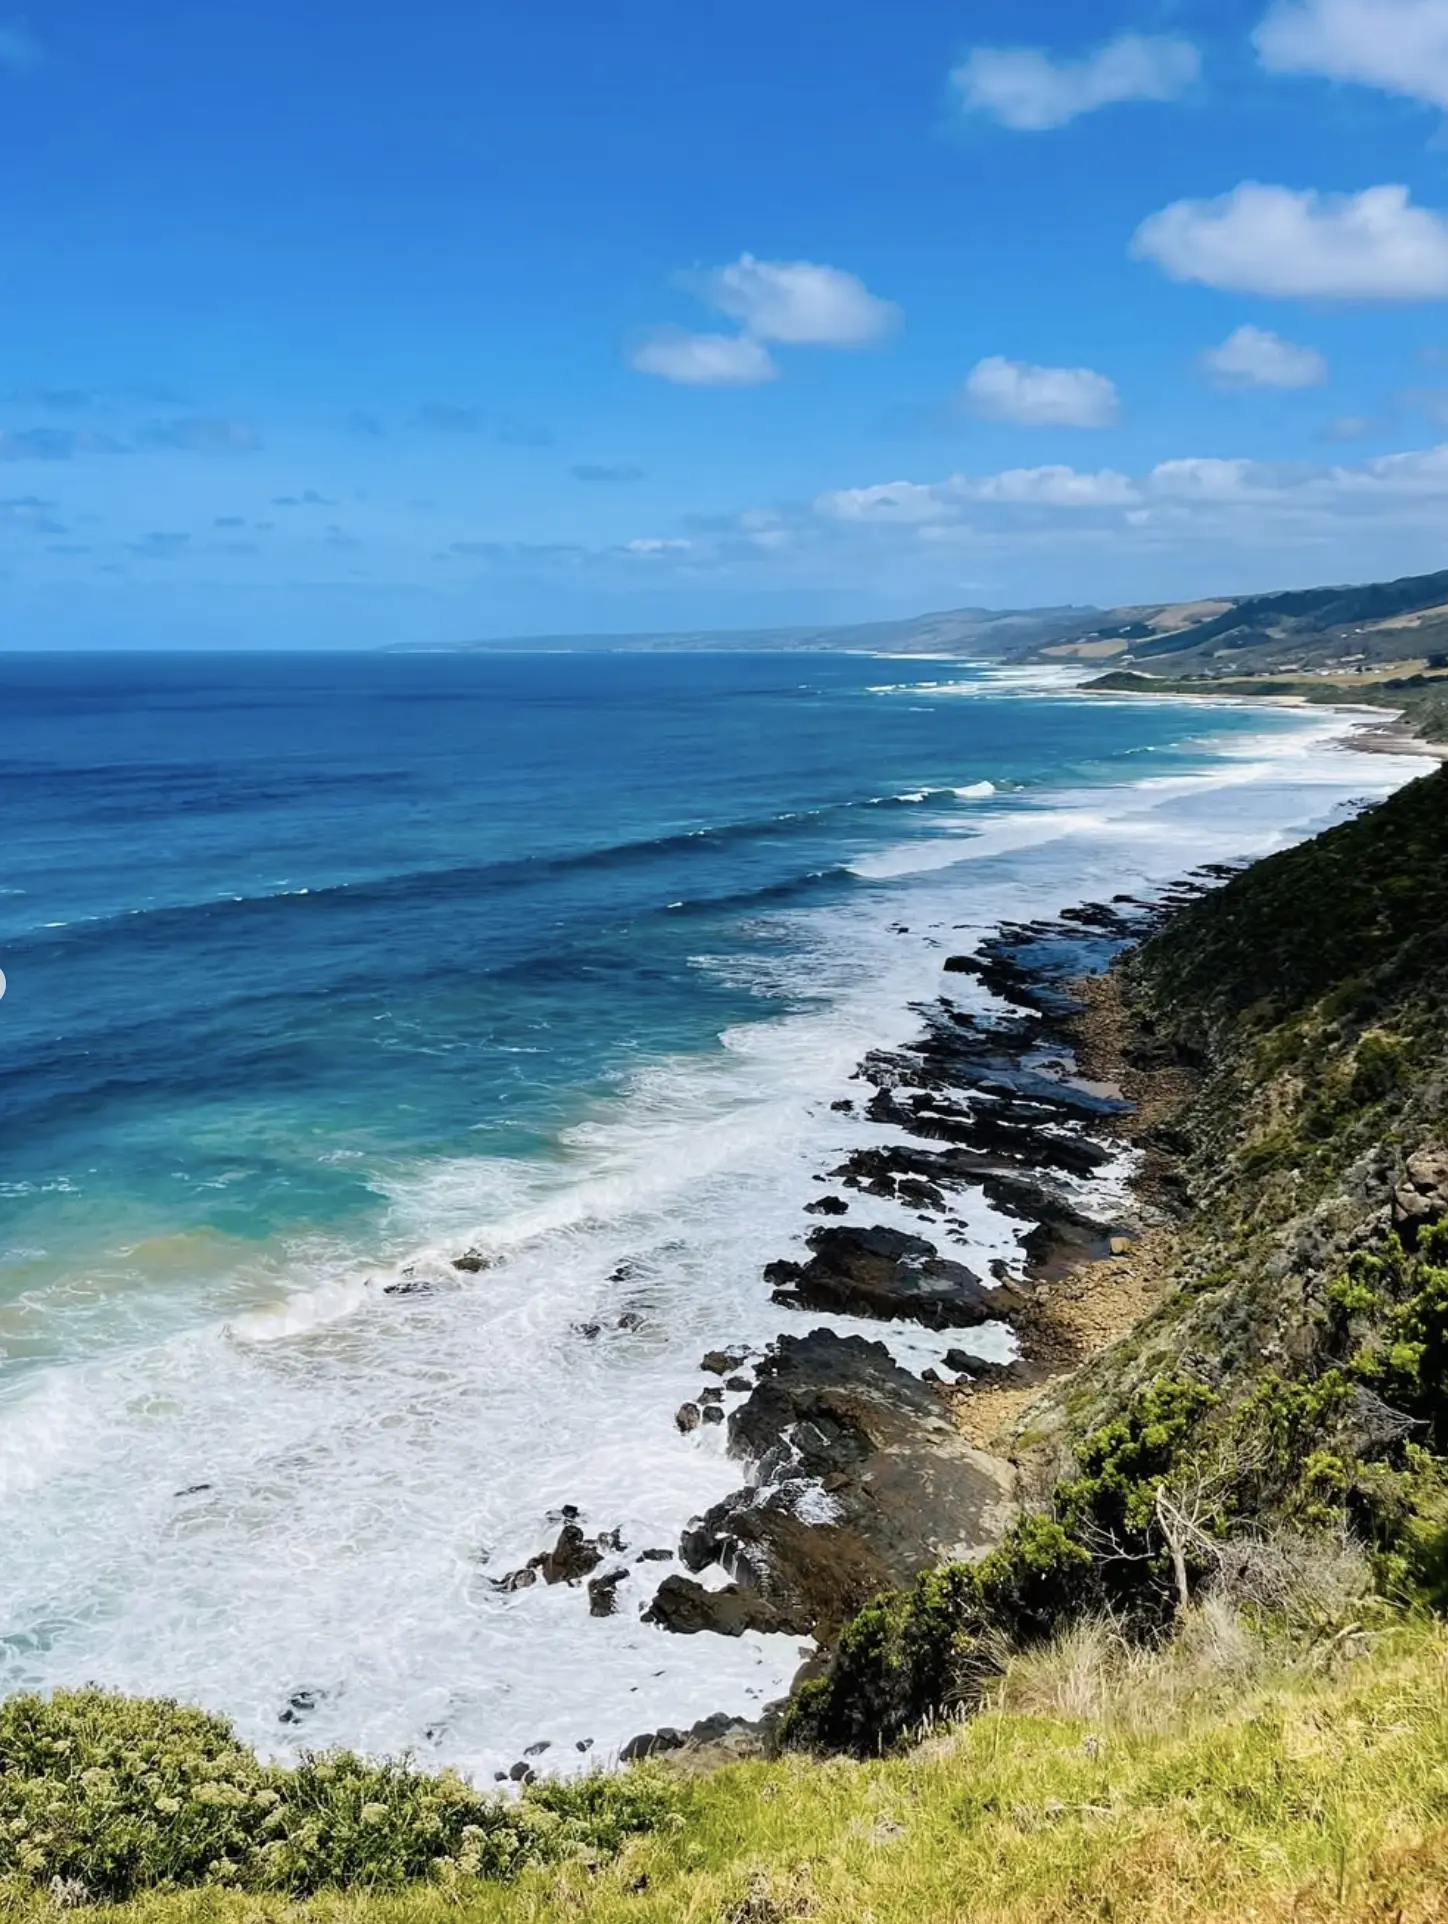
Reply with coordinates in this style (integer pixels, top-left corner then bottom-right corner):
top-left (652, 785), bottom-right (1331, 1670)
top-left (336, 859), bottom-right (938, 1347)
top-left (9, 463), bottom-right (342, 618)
top-left (1254, 0), bottom-right (1448, 111)
top-left (952, 33), bottom-right (1200, 130)
top-left (692, 255), bottom-right (900, 346)
top-left (973, 464), bottom-right (1137, 505)
top-left (630, 254), bottom-right (898, 387)
top-left (963, 356), bottom-right (1121, 427)
top-left (1133, 182), bottom-right (1448, 298)
top-left (816, 464), bottom-right (1137, 521)
top-left (630, 328), bottom-right (779, 386)
top-left (816, 480), bottom-right (958, 523)
top-left (0, 23), bottom-right (41, 72)
top-left (800, 436), bottom-right (1448, 569)
top-left (146, 417), bottom-right (261, 454)
top-left (1198, 324), bottom-right (1329, 388)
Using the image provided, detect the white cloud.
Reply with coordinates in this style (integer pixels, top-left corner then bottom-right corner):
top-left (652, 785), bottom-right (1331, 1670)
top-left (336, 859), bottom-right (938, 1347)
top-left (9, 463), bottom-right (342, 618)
top-left (1133, 182), bottom-right (1448, 298)
top-left (1198, 324), bottom-right (1329, 388)
top-left (622, 537), bottom-right (692, 556)
top-left (629, 328), bottom-right (778, 387)
top-left (0, 24), bottom-right (42, 72)
top-left (815, 464), bottom-right (1136, 523)
top-left (952, 33), bottom-right (1200, 131)
top-left (815, 480), bottom-right (954, 523)
top-left (1254, 0), bottom-right (1448, 111)
top-left (694, 255), bottom-right (900, 346)
top-left (963, 356), bottom-right (1121, 427)
top-left (972, 464), bottom-right (1137, 506)
top-left (1148, 457), bottom-right (1268, 500)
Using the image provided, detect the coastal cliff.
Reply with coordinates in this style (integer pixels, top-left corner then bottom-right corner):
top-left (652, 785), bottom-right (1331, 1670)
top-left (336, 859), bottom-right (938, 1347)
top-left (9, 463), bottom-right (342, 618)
top-left (789, 762), bottom-right (1448, 1752)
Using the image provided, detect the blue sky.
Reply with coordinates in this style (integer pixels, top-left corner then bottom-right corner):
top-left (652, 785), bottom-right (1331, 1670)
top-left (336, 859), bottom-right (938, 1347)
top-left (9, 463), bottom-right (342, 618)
top-left (6, 0), bottom-right (1448, 645)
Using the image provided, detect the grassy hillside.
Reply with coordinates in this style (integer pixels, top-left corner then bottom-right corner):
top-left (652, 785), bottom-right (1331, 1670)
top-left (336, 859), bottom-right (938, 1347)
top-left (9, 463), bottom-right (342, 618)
top-left (1069, 566), bottom-right (1448, 677)
top-left (5, 1625), bottom-right (1447, 1924)
top-left (1086, 667), bottom-right (1448, 742)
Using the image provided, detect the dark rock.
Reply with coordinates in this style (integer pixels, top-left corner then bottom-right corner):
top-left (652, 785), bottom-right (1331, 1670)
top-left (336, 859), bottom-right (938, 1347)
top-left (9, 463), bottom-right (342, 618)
top-left (699, 1386), bottom-right (724, 1405)
top-left (575, 1322), bottom-right (602, 1340)
top-left (726, 1375), bottom-right (752, 1392)
top-left (494, 1519), bottom-right (623, 1592)
top-left (675, 1402), bottom-right (701, 1434)
top-left (830, 1098), bottom-right (854, 1113)
top-left (508, 1762), bottom-right (536, 1784)
top-left (279, 1688), bottom-right (325, 1726)
top-left (588, 1568), bottom-right (628, 1617)
top-left (489, 1564), bottom-right (539, 1594)
top-left (700, 1348), bottom-right (748, 1375)
top-left (538, 1526), bottom-right (602, 1584)
top-left (621, 1713), bottom-right (765, 1766)
top-left (702, 1405), bottom-right (725, 1425)
top-left (383, 1277), bottom-right (434, 1296)
top-left (617, 1311), bottom-right (646, 1332)
top-left (673, 1330), bottom-right (1017, 1638)
top-left (576, 1738), bottom-right (594, 1752)
top-left (620, 1726), bottom-right (685, 1762)
top-left (523, 1740), bottom-right (551, 1758)
top-left (768, 1223), bottom-right (1015, 1329)
top-left (452, 1250), bottom-right (490, 1273)
top-left (943, 1347), bottom-right (986, 1375)
top-left (174, 1483), bottom-right (212, 1497)
top-left (805, 1195), bottom-right (850, 1216)
top-left (642, 1575), bottom-right (803, 1637)
top-left (636, 1547), bottom-right (674, 1562)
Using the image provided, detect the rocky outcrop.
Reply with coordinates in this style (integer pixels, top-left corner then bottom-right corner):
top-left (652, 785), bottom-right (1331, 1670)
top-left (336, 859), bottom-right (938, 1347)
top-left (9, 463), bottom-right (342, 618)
top-left (1393, 1145), bottom-right (1448, 1240)
top-left (642, 1575), bottom-right (806, 1637)
top-left (649, 1329), bottom-right (1018, 1638)
top-left (765, 1224), bottom-right (1018, 1329)
top-left (490, 1516), bottom-right (625, 1593)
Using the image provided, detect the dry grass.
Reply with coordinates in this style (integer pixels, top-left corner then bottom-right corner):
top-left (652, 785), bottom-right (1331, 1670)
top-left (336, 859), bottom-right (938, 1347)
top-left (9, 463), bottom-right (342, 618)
top-left (10, 1612), bottom-right (1446, 1924)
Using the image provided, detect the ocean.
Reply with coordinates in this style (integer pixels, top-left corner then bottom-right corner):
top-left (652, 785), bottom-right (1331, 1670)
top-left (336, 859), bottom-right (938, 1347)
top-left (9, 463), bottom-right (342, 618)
top-left (0, 649), bottom-right (1424, 1775)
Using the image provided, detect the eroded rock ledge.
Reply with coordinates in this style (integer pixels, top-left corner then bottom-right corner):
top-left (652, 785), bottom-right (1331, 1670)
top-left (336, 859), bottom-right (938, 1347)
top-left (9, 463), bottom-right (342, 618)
top-left (635, 878), bottom-right (1225, 1665)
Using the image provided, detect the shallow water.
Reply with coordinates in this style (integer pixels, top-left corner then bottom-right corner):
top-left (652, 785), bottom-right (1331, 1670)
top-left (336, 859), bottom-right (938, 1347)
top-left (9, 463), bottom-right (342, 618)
top-left (0, 651), bottom-right (1423, 1775)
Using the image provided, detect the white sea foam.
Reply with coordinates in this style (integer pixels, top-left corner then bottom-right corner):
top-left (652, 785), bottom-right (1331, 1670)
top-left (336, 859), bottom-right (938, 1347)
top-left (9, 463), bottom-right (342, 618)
top-left (0, 703), bottom-right (1427, 1784)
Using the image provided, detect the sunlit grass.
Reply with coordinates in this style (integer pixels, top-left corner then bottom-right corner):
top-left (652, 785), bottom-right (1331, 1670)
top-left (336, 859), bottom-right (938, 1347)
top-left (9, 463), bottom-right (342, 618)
top-left (11, 1618), bottom-right (1444, 1924)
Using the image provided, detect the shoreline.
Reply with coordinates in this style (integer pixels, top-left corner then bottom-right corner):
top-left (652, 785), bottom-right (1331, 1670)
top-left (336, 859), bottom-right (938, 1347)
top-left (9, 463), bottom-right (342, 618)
top-left (1079, 673), bottom-right (1448, 761)
top-left (587, 869), bottom-right (1251, 1770)
top-left (589, 712), bottom-right (1437, 1772)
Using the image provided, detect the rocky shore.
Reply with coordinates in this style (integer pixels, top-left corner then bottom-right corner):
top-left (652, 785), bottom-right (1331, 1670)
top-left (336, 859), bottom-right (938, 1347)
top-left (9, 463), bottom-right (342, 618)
top-left (470, 868), bottom-right (1242, 1773)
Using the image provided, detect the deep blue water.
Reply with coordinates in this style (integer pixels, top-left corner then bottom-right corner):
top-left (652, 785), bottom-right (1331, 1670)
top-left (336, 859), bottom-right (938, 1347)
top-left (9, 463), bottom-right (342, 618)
top-left (0, 649), bottom-right (1277, 1297)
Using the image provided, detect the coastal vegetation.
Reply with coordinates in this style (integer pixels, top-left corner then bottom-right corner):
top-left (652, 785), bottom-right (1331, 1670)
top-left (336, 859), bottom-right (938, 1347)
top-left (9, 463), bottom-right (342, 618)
top-left (2, 1620), bottom-right (1446, 1922)
top-left (1086, 666), bottom-right (1448, 742)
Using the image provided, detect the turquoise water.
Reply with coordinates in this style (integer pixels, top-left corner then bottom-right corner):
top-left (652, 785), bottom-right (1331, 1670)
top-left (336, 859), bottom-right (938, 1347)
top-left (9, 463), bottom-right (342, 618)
top-left (0, 651), bottom-right (1417, 1772)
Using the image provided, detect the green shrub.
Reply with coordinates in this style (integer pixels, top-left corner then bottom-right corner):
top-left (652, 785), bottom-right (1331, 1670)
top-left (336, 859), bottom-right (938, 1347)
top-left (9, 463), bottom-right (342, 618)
top-left (787, 1379), bottom-right (1217, 1755)
top-left (0, 1689), bottom-right (677, 1902)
